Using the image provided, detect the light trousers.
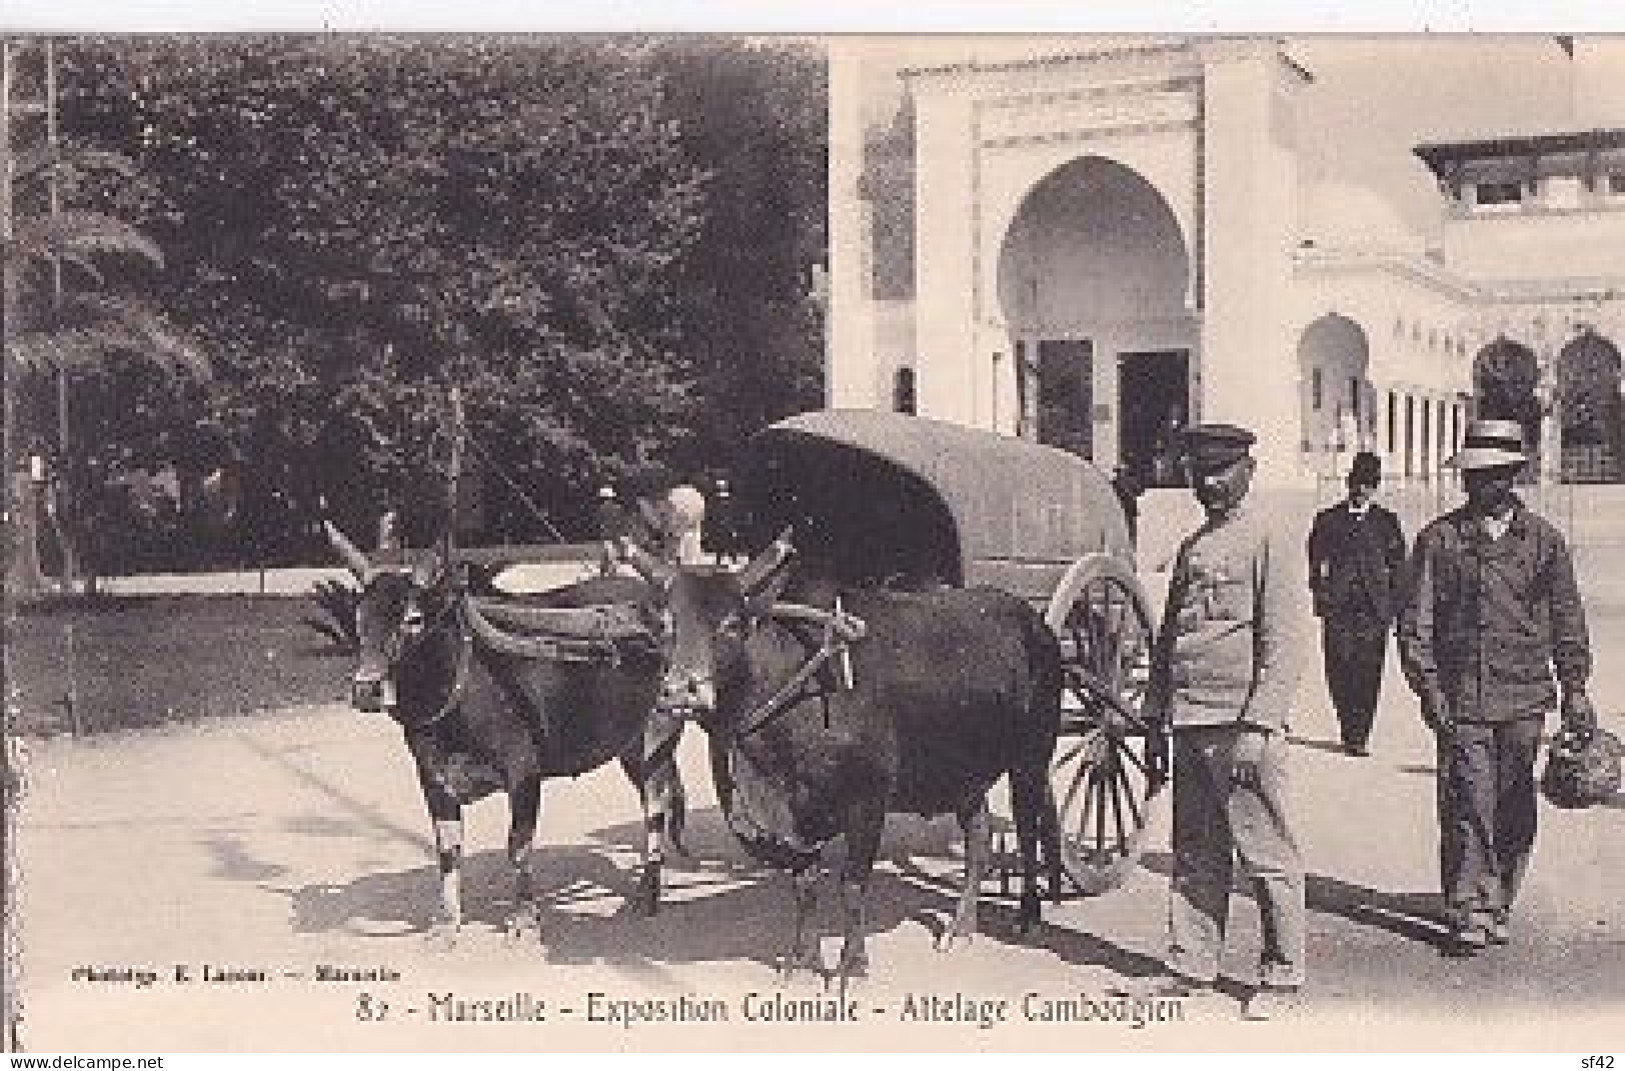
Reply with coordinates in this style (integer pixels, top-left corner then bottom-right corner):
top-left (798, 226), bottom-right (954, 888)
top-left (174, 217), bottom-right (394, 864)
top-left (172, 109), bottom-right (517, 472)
top-left (1167, 724), bottom-right (1306, 988)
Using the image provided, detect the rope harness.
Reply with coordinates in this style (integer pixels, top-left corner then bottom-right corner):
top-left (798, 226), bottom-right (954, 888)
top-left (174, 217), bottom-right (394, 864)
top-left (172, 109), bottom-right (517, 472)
top-left (732, 597), bottom-right (868, 742)
top-left (714, 596), bottom-right (869, 860)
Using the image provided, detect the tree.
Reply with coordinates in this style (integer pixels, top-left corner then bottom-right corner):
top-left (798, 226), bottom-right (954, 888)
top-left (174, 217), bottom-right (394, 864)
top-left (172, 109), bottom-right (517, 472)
top-left (4, 81), bottom-right (205, 591)
top-left (653, 38), bottom-right (828, 474)
top-left (63, 36), bottom-right (712, 547)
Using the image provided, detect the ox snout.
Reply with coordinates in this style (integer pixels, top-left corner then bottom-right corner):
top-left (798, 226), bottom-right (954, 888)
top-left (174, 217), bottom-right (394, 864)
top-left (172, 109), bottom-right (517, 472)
top-left (658, 670), bottom-right (715, 718)
top-left (350, 671), bottom-right (397, 713)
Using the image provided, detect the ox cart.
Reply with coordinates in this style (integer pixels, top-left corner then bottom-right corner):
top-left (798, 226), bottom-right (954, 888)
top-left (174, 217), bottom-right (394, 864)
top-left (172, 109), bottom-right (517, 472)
top-left (732, 410), bottom-right (1167, 895)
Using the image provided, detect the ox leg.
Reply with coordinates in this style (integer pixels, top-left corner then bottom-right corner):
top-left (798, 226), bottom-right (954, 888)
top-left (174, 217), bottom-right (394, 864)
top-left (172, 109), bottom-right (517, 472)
top-left (833, 804), bottom-right (883, 988)
top-left (504, 774), bottom-right (543, 944)
top-left (939, 798), bottom-right (989, 952)
top-left (1039, 778), bottom-right (1065, 904)
top-left (779, 865), bottom-right (823, 983)
top-left (424, 787), bottom-right (464, 950)
top-left (1010, 767), bottom-right (1046, 938)
top-left (620, 712), bottom-right (686, 917)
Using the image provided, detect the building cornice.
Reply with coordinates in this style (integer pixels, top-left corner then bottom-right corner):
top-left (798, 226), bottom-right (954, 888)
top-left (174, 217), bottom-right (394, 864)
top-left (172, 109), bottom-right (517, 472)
top-left (1292, 246), bottom-right (1480, 303)
top-left (1414, 128), bottom-right (1625, 182)
top-left (900, 40), bottom-right (1195, 83)
top-left (1295, 246), bottom-right (1625, 311)
top-left (1473, 277), bottom-right (1625, 305)
top-left (901, 36), bottom-right (1312, 90)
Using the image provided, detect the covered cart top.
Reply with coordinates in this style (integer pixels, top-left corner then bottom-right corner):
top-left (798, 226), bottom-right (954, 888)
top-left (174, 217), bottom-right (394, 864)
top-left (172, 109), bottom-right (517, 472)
top-left (738, 410), bottom-right (1132, 596)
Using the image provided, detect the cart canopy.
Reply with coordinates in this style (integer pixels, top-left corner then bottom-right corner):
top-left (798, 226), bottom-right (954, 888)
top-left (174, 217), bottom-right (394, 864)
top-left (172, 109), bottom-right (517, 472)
top-left (739, 410), bottom-right (1131, 596)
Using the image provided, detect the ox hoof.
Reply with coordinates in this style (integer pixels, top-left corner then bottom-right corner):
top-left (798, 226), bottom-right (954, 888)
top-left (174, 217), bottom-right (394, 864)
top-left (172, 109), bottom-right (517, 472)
top-left (775, 950), bottom-right (823, 985)
top-left (503, 909), bottom-right (542, 946)
top-left (830, 952), bottom-right (869, 987)
top-left (631, 870), bottom-right (662, 917)
top-left (424, 922), bottom-right (460, 952)
top-left (1014, 897), bottom-right (1042, 941)
top-left (829, 965), bottom-right (869, 1003)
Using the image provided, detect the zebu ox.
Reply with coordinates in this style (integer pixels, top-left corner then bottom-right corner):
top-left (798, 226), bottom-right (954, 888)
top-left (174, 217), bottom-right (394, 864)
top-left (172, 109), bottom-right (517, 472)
top-left (326, 523), bottom-right (686, 946)
top-left (627, 535), bottom-right (1065, 984)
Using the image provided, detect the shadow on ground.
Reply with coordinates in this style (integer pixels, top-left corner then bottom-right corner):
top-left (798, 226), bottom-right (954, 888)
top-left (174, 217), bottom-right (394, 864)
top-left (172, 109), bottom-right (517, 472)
top-left (279, 806), bottom-right (1163, 980)
top-left (1139, 850), bottom-right (1452, 952)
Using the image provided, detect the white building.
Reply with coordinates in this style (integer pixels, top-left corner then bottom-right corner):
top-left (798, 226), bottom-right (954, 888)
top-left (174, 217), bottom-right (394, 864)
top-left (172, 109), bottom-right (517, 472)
top-left (826, 36), bottom-right (1625, 494)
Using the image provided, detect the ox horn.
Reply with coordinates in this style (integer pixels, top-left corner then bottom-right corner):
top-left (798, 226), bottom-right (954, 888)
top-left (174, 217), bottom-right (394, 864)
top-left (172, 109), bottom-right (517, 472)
top-left (377, 510), bottom-right (401, 552)
top-left (737, 526), bottom-right (795, 595)
top-left (323, 519), bottom-right (371, 582)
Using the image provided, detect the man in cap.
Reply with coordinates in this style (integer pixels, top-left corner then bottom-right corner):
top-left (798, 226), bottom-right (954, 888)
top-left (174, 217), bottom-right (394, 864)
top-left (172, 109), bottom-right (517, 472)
top-left (1147, 422), bottom-right (1310, 1020)
top-left (1397, 418), bottom-right (1596, 953)
top-left (1307, 451), bottom-right (1408, 756)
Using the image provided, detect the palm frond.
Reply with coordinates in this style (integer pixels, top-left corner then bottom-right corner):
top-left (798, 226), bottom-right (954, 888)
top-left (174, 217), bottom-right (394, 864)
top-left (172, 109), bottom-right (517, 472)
top-left (7, 211), bottom-right (164, 270)
top-left (49, 250), bottom-right (107, 287)
top-left (6, 304), bottom-right (209, 378)
top-left (11, 146), bottom-right (140, 185)
top-left (305, 578), bottom-right (360, 654)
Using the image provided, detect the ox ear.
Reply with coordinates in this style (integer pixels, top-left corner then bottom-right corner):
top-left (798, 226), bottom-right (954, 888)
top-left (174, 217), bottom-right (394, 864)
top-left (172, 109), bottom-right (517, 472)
top-left (737, 527), bottom-right (795, 596)
top-left (617, 537), bottom-right (674, 588)
top-left (411, 533), bottom-right (453, 590)
top-left (323, 519), bottom-right (371, 582)
top-left (740, 564), bottom-right (793, 622)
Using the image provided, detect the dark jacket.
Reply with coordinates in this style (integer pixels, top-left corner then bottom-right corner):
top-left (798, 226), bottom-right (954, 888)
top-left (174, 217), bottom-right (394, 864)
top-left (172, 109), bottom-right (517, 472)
top-left (1307, 501), bottom-right (1407, 627)
top-left (1396, 500), bottom-right (1591, 723)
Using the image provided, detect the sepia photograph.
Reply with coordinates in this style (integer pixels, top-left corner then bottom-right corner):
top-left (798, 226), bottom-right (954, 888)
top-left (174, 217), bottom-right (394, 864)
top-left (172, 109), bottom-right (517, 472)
top-left (3, 23), bottom-right (1624, 1054)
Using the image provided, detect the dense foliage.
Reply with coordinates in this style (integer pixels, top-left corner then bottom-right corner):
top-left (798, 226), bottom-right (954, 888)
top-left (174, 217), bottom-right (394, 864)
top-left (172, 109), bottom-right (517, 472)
top-left (47, 35), bottom-right (825, 569)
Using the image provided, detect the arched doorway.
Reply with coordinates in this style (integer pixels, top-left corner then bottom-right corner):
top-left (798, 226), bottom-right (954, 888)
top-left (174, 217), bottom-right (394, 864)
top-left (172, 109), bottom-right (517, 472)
top-left (1296, 314), bottom-right (1372, 475)
top-left (1556, 331), bottom-right (1624, 483)
top-left (995, 155), bottom-right (1192, 484)
top-left (1472, 337), bottom-right (1542, 479)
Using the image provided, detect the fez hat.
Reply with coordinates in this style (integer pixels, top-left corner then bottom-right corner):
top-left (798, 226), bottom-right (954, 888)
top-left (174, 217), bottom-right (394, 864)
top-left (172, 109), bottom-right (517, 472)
top-left (1182, 422), bottom-right (1256, 472)
top-left (1450, 419), bottom-right (1527, 471)
top-left (1348, 451), bottom-right (1383, 486)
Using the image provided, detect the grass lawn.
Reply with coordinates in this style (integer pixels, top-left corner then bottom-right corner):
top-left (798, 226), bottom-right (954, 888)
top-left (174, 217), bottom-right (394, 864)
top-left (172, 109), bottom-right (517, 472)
top-left (6, 595), bottom-right (349, 736)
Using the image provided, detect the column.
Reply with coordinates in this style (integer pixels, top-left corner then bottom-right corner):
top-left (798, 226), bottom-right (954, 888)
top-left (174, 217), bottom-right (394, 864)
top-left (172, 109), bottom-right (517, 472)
top-left (913, 82), bottom-right (980, 426)
top-left (1199, 42), bottom-right (1307, 488)
top-left (826, 44), bottom-right (881, 409)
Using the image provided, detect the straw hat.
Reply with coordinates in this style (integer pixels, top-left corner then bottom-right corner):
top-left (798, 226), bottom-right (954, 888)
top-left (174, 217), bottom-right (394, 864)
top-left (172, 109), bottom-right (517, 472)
top-left (1450, 419), bottom-right (1528, 471)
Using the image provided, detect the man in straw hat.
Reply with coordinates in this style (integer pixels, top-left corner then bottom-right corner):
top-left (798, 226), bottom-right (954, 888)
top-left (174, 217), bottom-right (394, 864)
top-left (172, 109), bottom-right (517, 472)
top-left (1147, 423), bottom-right (1310, 1020)
top-left (1308, 450), bottom-right (1407, 756)
top-left (1397, 418), bottom-right (1596, 954)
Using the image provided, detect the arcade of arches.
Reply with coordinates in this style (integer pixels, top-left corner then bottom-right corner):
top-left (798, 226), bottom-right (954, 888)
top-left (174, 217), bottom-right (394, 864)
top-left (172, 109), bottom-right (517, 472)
top-left (1295, 311), bottom-right (1473, 488)
top-left (832, 40), bottom-right (1625, 492)
top-left (987, 153), bottom-right (1625, 490)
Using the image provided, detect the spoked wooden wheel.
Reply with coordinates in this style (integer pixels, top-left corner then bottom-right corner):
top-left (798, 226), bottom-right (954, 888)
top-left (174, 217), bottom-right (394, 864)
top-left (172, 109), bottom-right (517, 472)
top-left (1043, 553), bottom-right (1167, 896)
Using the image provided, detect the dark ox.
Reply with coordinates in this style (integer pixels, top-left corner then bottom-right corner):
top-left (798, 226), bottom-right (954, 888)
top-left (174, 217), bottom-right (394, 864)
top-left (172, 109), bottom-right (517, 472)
top-left (327, 523), bottom-right (685, 947)
top-left (631, 537), bottom-right (1064, 984)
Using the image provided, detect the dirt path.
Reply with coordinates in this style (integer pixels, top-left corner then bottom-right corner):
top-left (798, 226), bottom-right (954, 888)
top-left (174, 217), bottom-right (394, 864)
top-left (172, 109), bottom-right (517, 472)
top-left (12, 669), bottom-right (1625, 1052)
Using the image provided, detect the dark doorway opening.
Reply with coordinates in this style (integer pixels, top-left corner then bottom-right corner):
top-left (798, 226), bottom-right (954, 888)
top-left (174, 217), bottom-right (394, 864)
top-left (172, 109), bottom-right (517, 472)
top-left (1119, 350), bottom-right (1190, 488)
top-left (1035, 339), bottom-right (1094, 459)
